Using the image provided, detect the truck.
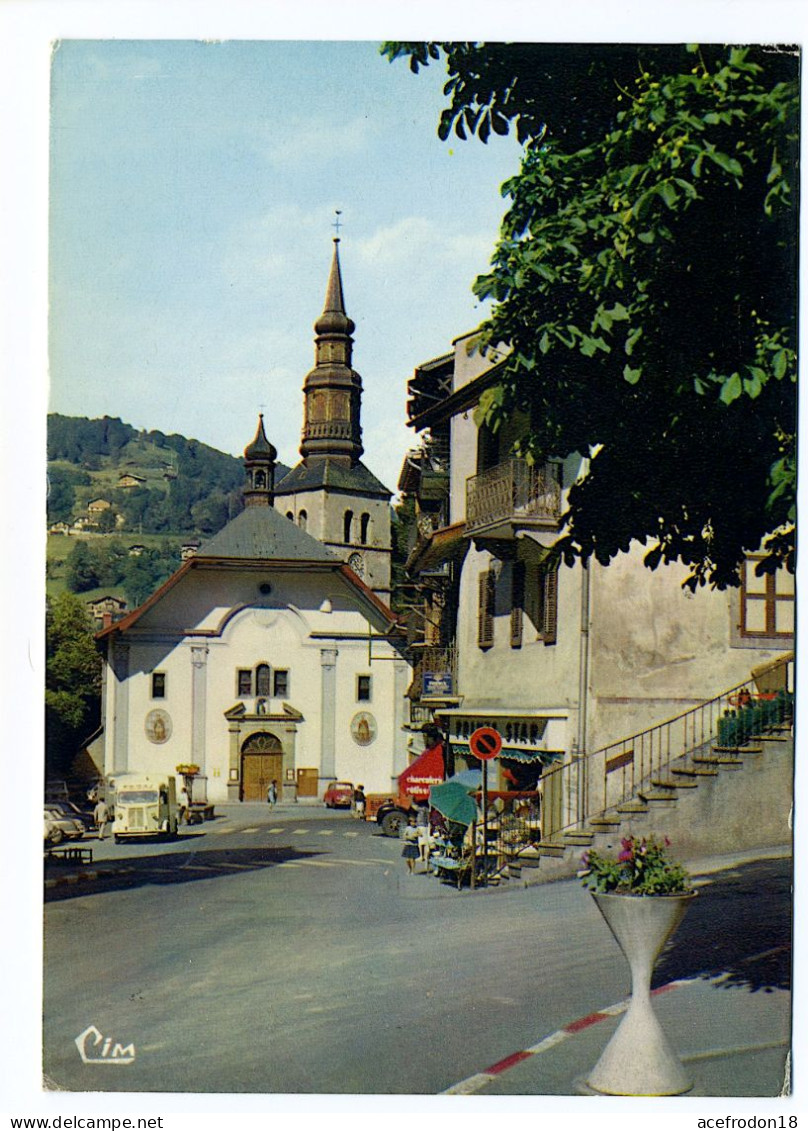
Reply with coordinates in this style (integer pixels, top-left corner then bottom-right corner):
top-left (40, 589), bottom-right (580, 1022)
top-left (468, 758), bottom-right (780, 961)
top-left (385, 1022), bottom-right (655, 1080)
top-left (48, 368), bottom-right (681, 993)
top-left (371, 739), bottom-right (446, 837)
top-left (113, 773), bottom-right (178, 843)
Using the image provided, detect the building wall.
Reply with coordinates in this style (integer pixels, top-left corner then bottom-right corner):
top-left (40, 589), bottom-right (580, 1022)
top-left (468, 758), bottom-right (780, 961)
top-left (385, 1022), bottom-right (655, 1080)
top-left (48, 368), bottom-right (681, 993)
top-left (101, 567), bottom-right (408, 802)
top-left (436, 334), bottom-right (794, 763)
top-left (274, 487), bottom-right (392, 597)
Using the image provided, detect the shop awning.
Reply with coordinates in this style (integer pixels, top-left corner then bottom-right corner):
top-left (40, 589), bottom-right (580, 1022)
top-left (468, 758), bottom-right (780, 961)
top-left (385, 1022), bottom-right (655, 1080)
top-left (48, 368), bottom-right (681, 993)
top-left (398, 742), bottom-right (445, 801)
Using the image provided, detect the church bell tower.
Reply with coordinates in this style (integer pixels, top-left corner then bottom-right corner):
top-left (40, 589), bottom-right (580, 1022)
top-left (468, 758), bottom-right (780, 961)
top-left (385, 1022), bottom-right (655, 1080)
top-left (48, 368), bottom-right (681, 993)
top-left (274, 235), bottom-right (392, 601)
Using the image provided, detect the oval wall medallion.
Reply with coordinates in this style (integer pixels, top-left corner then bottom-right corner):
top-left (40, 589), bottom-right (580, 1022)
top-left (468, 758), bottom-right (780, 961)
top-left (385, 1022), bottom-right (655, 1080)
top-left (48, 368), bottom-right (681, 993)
top-left (351, 711), bottom-right (377, 747)
top-left (145, 708), bottom-right (172, 744)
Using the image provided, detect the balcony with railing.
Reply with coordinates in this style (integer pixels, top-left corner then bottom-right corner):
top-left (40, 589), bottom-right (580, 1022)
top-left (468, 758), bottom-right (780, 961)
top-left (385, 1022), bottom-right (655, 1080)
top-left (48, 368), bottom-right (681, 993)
top-left (465, 459), bottom-right (561, 539)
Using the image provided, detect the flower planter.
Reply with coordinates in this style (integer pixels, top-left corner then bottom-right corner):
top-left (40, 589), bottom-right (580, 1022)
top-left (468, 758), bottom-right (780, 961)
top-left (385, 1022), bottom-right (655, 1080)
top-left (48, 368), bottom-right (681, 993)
top-left (587, 891), bottom-right (695, 1096)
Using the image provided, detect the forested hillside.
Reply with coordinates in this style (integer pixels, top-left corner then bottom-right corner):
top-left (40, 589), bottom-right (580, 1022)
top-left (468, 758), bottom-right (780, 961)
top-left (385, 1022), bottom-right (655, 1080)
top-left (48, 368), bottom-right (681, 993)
top-left (46, 414), bottom-right (290, 609)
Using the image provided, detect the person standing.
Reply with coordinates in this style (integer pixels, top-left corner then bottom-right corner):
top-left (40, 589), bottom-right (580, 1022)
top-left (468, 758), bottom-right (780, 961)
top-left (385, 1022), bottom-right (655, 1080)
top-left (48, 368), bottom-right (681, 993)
top-left (177, 786), bottom-right (189, 826)
top-left (267, 779), bottom-right (278, 808)
top-left (94, 798), bottom-right (110, 840)
top-left (415, 802), bottom-right (431, 871)
top-left (353, 784), bottom-right (366, 820)
top-left (401, 812), bottom-right (420, 874)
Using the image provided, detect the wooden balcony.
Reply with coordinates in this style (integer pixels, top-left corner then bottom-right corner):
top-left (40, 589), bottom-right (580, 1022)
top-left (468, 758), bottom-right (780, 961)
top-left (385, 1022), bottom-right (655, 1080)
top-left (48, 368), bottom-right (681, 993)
top-left (465, 459), bottom-right (561, 538)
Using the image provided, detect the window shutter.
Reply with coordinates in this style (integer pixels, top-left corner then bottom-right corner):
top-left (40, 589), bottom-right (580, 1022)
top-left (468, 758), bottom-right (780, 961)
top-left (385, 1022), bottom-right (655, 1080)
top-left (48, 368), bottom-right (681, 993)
top-left (510, 561), bottom-right (525, 648)
top-left (478, 571), bottom-right (494, 649)
top-left (542, 566), bottom-right (558, 645)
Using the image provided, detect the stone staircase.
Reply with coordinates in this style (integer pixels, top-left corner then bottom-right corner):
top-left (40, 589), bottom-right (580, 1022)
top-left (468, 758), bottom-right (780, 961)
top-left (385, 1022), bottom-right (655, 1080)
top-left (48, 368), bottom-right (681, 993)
top-left (525, 724), bottom-right (792, 883)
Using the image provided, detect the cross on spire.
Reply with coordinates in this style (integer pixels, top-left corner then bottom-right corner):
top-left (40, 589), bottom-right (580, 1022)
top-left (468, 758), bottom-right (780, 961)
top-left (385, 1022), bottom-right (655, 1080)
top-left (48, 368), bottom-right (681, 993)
top-left (332, 210), bottom-right (343, 240)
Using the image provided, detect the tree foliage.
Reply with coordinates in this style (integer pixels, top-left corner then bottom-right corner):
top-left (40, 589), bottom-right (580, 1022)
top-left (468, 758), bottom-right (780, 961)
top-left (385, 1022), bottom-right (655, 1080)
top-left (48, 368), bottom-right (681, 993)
top-left (45, 592), bottom-right (102, 777)
top-left (383, 43), bottom-right (798, 587)
top-left (63, 538), bottom-right (182, 607)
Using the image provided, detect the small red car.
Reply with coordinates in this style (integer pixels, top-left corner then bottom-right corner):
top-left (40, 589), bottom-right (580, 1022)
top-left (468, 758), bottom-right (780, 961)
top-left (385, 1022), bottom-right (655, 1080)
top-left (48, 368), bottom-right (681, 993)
top-left (323, 781), bottom-right (354, 809)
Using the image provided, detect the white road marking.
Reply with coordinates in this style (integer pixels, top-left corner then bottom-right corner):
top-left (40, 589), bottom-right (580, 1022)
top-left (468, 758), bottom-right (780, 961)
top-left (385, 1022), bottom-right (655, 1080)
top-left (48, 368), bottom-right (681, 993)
top-left (317, 830), bottom-right (335, 836)
top-left (295, 859), bottom-right (338, 868)
top-left (292, 828), bottom-right (309, 834)
top-left (343, 831), bottom-right (359, 838)
top-left (212, 827), bottom-right (235, 835)
top-left (242, 827), bottom-right (259, 833)
top-left (268, 828), bottom-right (284, 834)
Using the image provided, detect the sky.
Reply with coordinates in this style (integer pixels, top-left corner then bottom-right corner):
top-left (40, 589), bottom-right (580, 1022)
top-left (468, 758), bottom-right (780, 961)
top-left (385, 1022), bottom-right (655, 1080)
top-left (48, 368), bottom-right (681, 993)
top-left (48, 39), bottom-right (523, 491)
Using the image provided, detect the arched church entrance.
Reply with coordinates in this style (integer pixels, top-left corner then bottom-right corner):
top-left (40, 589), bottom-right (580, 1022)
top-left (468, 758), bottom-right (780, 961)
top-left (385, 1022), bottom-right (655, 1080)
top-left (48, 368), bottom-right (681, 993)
top-left (241, 732), bottom-right (283, 802)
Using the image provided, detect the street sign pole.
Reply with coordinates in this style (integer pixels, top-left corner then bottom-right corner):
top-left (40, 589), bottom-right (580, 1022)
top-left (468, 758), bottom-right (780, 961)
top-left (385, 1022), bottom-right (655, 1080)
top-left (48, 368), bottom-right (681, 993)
top-left (482, 757), bottom-right (488, 883)
top-left (469, 727), bottom-right (502, 888)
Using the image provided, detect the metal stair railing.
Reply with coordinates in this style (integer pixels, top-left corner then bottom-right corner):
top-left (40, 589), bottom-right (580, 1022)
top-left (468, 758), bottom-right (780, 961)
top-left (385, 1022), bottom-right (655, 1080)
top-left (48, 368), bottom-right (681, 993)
top-left (539, 656), bottom-right (793, 845)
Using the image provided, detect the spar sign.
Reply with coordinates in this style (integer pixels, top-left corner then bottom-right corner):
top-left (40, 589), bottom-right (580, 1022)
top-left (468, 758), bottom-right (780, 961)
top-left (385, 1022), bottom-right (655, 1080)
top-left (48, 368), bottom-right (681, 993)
top-left (469, 726), bottom-right (502, 761)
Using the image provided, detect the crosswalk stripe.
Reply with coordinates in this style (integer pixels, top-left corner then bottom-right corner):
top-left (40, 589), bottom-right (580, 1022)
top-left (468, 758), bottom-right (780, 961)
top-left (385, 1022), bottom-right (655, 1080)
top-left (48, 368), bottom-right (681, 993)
top-left (317, 830), bottom-right (334, 836)
top-left (292, 828), bottom-right (309, 834)
top-left (268, 828), bottom-right (284, 834)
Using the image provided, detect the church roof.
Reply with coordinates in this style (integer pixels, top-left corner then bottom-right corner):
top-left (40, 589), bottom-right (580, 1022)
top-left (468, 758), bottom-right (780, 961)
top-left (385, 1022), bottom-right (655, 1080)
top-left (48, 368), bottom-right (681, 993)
top-left (275, 458), bottom-right (391, 499)
top-left (196, 503), bottom-right (337, 562)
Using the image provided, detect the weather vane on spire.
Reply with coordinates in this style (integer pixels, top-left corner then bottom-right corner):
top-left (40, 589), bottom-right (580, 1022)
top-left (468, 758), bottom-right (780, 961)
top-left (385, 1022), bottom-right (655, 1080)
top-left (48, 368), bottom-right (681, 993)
top-left (332, 209), bottom-right (343, 241)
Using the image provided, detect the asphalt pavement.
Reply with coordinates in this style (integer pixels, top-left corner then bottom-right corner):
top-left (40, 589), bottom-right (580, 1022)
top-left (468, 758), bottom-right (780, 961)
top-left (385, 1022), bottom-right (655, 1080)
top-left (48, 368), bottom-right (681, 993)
top-left (43, 805), bottom-right (793, 1099)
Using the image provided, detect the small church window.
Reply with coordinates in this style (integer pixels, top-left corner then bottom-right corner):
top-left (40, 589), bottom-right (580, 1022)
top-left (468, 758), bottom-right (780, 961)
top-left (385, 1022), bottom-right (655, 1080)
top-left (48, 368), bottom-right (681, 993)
top-left (343, 510), bottom-right (354, 543)
top-left (237, 669), bottom-right (253, 697)
top-left (255, 470), bottom-right (266, 489)
top-left (151, 672), bottom-right (166, 699)
top-left (256, 664), bottom-right (271, 697)
top-left (357, 674), bottom-right (372, 702)
top-left (298, 510), bottom-right (307, 531)
top-left (360, 512), bottom-right (370, 544)
top-left (273, 669), bottom-right (289, 698)
top-left (286, 511), bottom-right (294, 521)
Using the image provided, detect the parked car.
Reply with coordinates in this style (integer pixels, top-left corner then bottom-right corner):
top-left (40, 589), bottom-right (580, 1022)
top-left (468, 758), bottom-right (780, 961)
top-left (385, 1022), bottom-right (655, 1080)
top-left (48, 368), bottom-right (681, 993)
top-left (45, 800), bottom-right (95, 833)
top-left (44, 806), bottom-right (85, 845)
top-left (323, 781), bottom-right (354, 809)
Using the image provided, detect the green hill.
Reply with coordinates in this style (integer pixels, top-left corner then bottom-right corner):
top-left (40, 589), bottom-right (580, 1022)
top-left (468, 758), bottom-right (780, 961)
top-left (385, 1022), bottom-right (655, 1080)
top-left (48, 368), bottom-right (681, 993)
top-left (47, 413), bottom-right (290, 611)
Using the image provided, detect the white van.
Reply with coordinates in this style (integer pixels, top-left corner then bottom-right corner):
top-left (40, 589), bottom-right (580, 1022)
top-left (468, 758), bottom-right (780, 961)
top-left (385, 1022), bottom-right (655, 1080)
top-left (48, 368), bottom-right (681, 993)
top-left (113, 774), bottom-right (178, 843)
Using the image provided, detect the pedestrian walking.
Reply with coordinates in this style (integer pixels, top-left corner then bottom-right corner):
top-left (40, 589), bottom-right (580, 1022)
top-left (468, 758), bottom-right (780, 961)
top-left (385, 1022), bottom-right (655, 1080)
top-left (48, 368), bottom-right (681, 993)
top-left (353, 784), bottom-right (366, 820)
top-left (94, 798), bottom-right (110, 840)
top-left (401, 812), bottom-right (419, 874)
top-left (267, 779), bottom-right (278, 808)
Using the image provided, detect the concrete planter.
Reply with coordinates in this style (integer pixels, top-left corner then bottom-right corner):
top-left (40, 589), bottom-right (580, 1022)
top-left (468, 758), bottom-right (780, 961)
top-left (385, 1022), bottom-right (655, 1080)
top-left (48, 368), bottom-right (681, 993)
top-left (587, 890), bottom-right (695, 1096)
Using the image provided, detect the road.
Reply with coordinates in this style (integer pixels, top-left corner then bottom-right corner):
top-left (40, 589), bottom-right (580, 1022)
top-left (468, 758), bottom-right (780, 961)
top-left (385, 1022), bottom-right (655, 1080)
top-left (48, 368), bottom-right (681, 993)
top-left (43, 806), bottom-right (791, 1096)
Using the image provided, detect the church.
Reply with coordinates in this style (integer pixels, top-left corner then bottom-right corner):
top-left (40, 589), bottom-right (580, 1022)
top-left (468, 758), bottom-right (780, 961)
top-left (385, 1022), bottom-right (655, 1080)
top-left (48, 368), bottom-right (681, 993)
top-left (96, 240), bottom-right (411, 804)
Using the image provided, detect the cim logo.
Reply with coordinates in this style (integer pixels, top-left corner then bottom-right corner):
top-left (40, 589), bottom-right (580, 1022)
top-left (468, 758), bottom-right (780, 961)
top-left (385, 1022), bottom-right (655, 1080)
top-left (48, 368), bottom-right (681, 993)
top-left (75, 1025), bottom-right (136, 1066)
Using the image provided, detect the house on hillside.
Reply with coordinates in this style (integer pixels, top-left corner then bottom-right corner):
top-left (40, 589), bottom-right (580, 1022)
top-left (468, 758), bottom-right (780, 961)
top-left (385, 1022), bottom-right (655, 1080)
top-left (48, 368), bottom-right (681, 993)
top-left (86, 595), bottom-right (128, 627)
top-left (117, 472), bottom-right (147, 489)
top-left (399, 332), bottom-right (795, 807)
top-left (87, 498), bottom-right (111, 516)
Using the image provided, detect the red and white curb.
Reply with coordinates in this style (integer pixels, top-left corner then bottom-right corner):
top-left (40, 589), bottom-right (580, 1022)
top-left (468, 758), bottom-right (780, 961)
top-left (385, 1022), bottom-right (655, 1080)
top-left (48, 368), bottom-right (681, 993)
top-left (441, 980), bottom-right (690, 1095)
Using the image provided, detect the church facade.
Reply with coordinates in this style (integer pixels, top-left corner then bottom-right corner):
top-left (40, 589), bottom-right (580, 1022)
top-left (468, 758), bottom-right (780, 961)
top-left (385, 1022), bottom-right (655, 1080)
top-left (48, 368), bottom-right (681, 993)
top-left (95, 242), bottom-right (409, 804)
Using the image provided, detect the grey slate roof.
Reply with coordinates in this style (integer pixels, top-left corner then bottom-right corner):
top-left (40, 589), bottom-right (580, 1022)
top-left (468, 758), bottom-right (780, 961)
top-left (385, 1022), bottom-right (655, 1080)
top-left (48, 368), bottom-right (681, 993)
top-left (196, 504), bottom-right (337, 563)
top-left (275, 458), bottom-right (391, 499)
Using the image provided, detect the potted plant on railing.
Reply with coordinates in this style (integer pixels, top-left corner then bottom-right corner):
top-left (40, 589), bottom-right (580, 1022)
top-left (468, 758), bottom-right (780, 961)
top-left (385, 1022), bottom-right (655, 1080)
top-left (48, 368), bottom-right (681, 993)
top-left (579, 836), bottom-right (695, 1096)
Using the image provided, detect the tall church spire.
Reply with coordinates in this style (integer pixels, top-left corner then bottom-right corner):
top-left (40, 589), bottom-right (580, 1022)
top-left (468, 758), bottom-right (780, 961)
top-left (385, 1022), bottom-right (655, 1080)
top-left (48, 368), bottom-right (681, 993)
top-left (300, 239), bottom-right (363, 467)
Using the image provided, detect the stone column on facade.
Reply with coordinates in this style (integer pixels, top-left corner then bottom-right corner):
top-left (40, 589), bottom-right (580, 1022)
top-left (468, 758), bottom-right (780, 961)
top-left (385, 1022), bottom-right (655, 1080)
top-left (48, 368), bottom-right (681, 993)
top-left (319, 647), bottom-right (338, 789)
top-left (110, 639), bottom-right (130, 776)
top-left (392, 658), bottom-right (410, 779)
top-left (227, 719), bottom-right (242, 802)
top-left (190, 644), bottom-right (209, 773)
